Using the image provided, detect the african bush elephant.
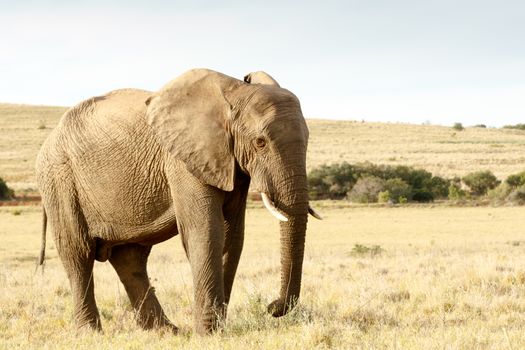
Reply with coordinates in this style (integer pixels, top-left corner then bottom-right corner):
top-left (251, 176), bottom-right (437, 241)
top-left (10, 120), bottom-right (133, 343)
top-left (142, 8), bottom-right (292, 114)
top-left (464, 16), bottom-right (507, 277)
top-left (36, 68), bottom-right (321, 335)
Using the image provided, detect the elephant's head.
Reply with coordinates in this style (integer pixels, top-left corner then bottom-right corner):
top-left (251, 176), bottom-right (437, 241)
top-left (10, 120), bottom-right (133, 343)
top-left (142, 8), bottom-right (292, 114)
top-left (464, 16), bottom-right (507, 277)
top-left (145, 68), bottom-right (320, 317)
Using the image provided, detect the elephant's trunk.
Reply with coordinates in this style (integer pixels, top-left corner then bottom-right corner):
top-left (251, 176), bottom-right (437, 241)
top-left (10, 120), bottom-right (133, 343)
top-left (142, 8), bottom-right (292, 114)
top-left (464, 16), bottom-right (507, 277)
top-left (267, 172), bottom-right (308, 317)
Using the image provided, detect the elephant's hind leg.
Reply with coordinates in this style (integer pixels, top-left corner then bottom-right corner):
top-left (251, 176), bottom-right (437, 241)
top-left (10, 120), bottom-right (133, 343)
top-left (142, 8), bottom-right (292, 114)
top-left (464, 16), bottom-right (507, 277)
top-left (109, 244), bottom-right (178, 333)
top-left (62, 251), bottom-right (101, 331)
top-left (43, 176), bottom-right (102, 331)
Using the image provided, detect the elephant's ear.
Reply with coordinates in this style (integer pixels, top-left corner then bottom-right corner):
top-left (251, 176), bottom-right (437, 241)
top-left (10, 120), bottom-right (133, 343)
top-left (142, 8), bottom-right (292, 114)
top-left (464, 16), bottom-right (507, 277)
top-left (244, 71), bottom-right (281, 87)
top-left (146, 69), bottom-right (237, 191)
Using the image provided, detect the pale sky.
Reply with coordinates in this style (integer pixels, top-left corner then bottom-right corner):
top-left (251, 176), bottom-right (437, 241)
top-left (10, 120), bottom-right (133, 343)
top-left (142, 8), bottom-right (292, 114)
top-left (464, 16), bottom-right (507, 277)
top-left (1, 0), bottom-right (524, 126)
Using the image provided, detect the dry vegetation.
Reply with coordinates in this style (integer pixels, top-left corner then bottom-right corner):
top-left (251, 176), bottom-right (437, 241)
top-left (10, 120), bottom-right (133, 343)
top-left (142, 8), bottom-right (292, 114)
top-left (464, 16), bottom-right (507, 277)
top-left (2, 103), bottom-right (525, 348)
top-left (307, 120), bottom-right (525, 180)
top-left (0, 104), bottom-right (65, 192)
top-left (2, 103), bottom-right (525, 192)
top-left (2, 204), bottom-right (525, 349)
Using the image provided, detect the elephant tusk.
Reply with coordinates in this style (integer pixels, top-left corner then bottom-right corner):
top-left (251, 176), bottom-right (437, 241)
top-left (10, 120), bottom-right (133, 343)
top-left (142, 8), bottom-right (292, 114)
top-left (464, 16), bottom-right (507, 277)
top-left (261, 193), bottom-right (288, 222)
top-left (308, 205), bottom-right (323, 220)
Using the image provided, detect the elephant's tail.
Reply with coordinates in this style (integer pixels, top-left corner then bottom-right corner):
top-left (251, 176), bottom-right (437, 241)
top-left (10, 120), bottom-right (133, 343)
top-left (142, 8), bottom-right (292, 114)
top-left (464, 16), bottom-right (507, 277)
top-left (38, 206), bottom-right (47, 266)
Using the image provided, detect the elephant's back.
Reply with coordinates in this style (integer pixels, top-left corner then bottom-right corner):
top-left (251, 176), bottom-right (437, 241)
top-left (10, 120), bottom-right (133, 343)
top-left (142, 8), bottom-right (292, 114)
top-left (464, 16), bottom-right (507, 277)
top-left (37, 89), bottom-right (154, 176)
top-left (57, 88), bottom-right (152, 136)
top-left (40, 88), bottom-right (174, 228)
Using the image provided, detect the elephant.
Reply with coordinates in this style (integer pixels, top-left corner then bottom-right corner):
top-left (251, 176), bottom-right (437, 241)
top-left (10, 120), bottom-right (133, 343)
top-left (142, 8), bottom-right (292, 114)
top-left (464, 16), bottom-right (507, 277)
top-left (36, 68), bottom-right (321, 335)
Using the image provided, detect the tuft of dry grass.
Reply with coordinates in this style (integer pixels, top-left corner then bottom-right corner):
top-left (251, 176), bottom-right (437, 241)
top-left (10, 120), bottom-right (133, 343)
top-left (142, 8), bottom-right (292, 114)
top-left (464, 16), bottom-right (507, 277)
top-left (1, 204), bottom-right (525, 349)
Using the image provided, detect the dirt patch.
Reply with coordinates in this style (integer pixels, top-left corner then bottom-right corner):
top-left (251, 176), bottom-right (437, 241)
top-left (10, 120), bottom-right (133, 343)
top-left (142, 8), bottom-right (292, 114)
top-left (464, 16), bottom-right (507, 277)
top-left (0, 196), bottom-right (41, 207)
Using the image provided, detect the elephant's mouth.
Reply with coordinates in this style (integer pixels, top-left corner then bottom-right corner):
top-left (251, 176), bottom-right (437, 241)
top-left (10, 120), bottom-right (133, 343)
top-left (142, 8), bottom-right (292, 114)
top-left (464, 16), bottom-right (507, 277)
top-left (260, 192), bottom-right (322, 222)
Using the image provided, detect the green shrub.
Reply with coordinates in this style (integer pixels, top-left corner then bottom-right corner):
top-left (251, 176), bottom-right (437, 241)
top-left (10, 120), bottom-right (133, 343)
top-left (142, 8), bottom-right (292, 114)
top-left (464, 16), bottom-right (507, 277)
top-left (377, 190), bottom-right (391, 203)
top-left (448, 183), bottom-right (466, 200)
top-left (487, 182), bottom-right (512, 201)
top-left (505, 171), bottom-right (525, 188)
top-left (452, 122), bottom-right (464, 131)
top-left (462, 170), bottom-right (500, 196)
top-left (351, 244), bottom-right (384, 257)
top-left (308, 162), bottom-right (451, 202)
top-left (0, 177), bottom-right (13, 200)
top-left (507, 186), bottom-right (525, 205)
top-left (428, 176), bottom-right (451, 198)
top-left (347, 176), bottom-right (385, 203)
top-left (386, 167), bottom-right (446, 201)
top-left (308, 162), bottom-right (357, 199)
top-left (384, 178), bottom-right (412, 203)
top-left (503, 124), bottom-right (525, 131)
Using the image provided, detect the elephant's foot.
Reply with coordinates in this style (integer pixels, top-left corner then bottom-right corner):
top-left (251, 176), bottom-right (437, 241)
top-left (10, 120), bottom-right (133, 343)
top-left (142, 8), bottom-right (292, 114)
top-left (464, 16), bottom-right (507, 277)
top-left (75, 314), bottom-right (103, 333)
top-left (194, 305), bottom-right (227, 335)
top-left (72, 290), bottom-right (103, 332)
top-left (160, 321), bottom-right (179, 335)
top-left (135, 311), bottom-right (179, 334)
top-left (195, 322), bottom-right (221, 336)
top-left (139, 319), bottom-right (179, 334)
top-left (267, 297), bottom-right (297, 317)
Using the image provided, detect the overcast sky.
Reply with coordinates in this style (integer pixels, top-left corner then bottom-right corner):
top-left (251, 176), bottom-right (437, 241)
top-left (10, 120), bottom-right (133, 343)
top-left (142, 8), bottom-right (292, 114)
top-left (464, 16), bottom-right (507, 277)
top-left (1, 0), bottom-right (524, 126)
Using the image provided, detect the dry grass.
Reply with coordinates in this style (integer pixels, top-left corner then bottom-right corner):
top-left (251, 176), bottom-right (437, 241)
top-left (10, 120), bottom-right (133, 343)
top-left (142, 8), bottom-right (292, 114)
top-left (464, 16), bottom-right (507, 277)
top-left (2, 204), bottom-right (525, 349)
top-left (2, 103), bottom-right (525, 192)
top-left (2, 102), bottom-right (525, 348)
top-left (0, 103), bottom-right (65, 192)
top-left (306, 120), bottom-right (525, 180)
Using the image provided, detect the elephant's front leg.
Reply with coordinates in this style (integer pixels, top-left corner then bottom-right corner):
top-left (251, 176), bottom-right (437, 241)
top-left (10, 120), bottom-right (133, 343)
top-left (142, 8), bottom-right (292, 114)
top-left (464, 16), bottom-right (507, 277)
top-left (175, 187), bottom-right (226, 335)
top-left (184, 216), bottom-right (226, 334)
top-left (222, 215), bottom-right (245, 306)
top-left (222, 173), bottom-right (250, 305)
top-left (222, 181), bottom-right (248, 305)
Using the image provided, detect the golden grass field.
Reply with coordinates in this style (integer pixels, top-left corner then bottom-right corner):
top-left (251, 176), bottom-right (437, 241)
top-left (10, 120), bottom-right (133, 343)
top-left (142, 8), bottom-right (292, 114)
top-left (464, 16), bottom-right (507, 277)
top-left (2, 203), bottom-right (525, 349)
top-left (1, 103), bottom-right (525, 349)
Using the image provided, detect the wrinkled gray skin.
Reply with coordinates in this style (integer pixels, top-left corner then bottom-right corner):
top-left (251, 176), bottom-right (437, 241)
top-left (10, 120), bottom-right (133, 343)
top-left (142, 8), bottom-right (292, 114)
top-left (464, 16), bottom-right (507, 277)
top-left (36, 69), bottom-right (310, 335)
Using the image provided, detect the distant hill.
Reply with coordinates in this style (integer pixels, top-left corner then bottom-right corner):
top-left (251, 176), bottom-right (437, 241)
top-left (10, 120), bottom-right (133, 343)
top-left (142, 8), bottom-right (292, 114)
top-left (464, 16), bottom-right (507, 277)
top-left (1, 103), bottom-right (524, 192)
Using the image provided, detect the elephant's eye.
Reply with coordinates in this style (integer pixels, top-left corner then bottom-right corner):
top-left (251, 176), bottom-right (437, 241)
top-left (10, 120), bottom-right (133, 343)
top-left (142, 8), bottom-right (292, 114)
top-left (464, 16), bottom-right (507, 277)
top-left (254, 137), bottom-right (267, 149)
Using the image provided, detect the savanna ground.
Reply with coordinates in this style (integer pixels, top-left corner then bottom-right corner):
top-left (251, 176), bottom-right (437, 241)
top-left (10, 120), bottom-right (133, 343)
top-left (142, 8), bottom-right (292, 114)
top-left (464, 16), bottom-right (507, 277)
top-left (2, 203), bottom-right (525, 349)
top-left (1, 104), bottom-right (525, 348)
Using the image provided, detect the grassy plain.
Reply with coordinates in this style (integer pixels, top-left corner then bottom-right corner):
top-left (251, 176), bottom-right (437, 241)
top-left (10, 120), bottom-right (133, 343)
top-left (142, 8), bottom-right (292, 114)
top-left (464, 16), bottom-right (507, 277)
top-left (2, 103), bottom-right (525, 192)
top-left (2, 204), bottom-right (525, 349)
top-left (2, 103), bottom-right (525, 348)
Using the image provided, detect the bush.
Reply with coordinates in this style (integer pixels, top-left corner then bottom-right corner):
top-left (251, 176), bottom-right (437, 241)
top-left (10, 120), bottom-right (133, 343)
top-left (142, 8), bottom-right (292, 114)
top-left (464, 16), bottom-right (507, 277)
top-left (308, 162), bottom-right (356, 200)
top-left (308, 162), bottom-right (451, 202)
top-left (462, 170), bottom-right (500, 196)
top-left (351, 244), bottom-right (383, 257)
top-left (384, 178), bottom-right (412, 203)
top-left (503, 124), bottom-right (525, 131)
top-left (0, 177), bottom-right (13, 200)
top-left (506, 186), bottom-right (525, 204)
top-left (377, 190), bottom-right (391, 203)
top-left (505, 171), bottom-right (525, 188)
top-left (452, 122), bottom-right (464, 131)
top-left (448, 183), bottom-right (466, 200)
top-left (487, 182), bottom-right (512, 201)
top-left (347, 176), bottom-right (385, 203)
top-left (428, 176), bottom-right (450, 199)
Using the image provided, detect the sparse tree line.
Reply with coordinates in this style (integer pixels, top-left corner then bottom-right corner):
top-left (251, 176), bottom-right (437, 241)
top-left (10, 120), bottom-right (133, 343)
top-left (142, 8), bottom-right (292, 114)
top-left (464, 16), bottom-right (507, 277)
top-left (307, 162), bottom-right (525, 205)
top-left (2, 167), bottom-right (525, 205)
top-left (454, 122), bottom-right (525, 131)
